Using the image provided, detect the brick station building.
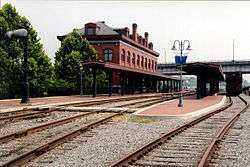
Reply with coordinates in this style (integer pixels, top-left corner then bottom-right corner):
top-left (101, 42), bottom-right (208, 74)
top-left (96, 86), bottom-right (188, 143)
top-left (57, 21), bottom-right (180, 96)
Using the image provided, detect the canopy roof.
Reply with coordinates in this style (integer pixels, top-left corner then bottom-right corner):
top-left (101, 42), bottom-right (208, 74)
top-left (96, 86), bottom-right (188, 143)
top-left (180, 62), bottom-right (224, 81)
top-left (82, 61), bottom-right (180, 81)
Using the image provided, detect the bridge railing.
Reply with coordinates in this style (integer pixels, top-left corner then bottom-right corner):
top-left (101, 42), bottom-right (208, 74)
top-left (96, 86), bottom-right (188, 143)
top-left (158, 59), bottom-right (250, 65)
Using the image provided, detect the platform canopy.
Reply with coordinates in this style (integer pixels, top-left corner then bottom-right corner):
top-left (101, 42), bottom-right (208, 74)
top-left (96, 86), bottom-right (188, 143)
top-left (180, 62), bottom-right (224, 81)
top-left (179, 62), bottom-right (224, 99)
top-left (82, 61), bottom-right (180, 81)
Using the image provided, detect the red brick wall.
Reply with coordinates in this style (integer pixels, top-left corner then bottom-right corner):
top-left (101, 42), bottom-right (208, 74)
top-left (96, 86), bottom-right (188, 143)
top-left (91, 43), bottom-right (120, 64)
top-left (90, 41), bottom-right (158, 88)
top-left (119, 42), bottom-right (157, 72)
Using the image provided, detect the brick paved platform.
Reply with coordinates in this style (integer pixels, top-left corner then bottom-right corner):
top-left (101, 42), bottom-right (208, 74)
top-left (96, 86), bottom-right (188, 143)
top-left (134, 95), bottom-right (225, 117)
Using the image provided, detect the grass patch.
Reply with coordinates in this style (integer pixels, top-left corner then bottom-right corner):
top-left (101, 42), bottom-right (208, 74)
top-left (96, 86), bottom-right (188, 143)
top-left (112, 113), bottom-right (154, 124)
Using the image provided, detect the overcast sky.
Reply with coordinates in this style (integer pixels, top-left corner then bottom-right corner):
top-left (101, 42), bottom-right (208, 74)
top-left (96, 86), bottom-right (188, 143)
top-left (2, 0), bottom-right (250, 65)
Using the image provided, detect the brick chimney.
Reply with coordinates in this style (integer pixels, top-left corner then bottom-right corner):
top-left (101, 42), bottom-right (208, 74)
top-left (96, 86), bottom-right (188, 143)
top-left (148, 42), bottom-right (153, 50)
top-left (132, 23), bottom-right (137, 42)
top-left (144, 32), bottom-right (148, 47)
top-left (124, 27), bottom-right (129, 37)
top-left (138, 36), bottom-right (142, 44)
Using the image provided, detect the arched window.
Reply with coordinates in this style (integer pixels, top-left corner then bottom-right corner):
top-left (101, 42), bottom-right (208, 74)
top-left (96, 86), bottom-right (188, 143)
top-left (121, 49), bottom-right (125, 61)
top-left (104, 49), bottom-right (113, 62)
top-left (152, 60), bottom-right (154, 70)
top-left (145, 58), bottom-right (147, 69)
top-left (132, 53), bottom-right (135, 64)
top-left (148, 59), bottom-right (151, 69)
top-left (141, 56), bottom-right (144, 67)
top-left (155, 62), bottom-right (157, 70)
top-left (127, 51), bottom-right (131, 63)
top-left (137, 55), bottom-right (140, 66)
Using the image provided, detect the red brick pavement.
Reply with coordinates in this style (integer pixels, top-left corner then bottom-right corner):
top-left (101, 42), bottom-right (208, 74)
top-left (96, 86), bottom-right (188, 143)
top-left (137, 95), bottom-right (224, 116)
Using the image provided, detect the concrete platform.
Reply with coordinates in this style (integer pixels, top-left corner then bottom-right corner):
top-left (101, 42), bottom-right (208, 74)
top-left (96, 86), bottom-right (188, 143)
top-left (134, 95), bottom-right (226, 118)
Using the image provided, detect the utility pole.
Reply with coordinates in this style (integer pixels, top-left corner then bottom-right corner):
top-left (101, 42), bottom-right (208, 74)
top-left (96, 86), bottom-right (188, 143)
top-left (233, 39), bottom-right (235, 62)
top-left (164, 48), bottom-right (167, 63)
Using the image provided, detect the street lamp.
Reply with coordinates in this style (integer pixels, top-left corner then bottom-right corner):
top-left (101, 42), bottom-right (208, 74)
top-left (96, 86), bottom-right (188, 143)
top-left (5, 29), bottom-right (30, 104)
top-left (79, 62), bottom-right (83, 96)
top-left (171, 40), bottom-right (192, 107)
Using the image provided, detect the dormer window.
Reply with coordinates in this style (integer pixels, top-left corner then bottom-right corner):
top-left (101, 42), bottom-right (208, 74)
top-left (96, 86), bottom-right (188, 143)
top-left (86, 27), bottom-right (94, 35)
top-left (84, 23), bottom-right (97, 35)
top-left (104, 49), bottom-right (113, 62)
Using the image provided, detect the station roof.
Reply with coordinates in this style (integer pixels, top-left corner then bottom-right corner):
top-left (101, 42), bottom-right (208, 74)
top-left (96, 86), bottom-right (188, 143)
top-left (180, 62), bottom-right (224, 81)
top-left (82, 61), bottom-right (180, 81)
top-left (57, 21), bottom-right (159, 57)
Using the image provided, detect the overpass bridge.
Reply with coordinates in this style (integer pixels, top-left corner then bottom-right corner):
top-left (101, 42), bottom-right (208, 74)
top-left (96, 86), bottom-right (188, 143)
top-left (158, 60), bottom-right (250, 75)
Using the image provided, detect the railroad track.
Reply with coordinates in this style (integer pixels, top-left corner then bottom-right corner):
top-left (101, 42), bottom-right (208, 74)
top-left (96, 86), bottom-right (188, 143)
top-left (0, 94), bottom-right (184, 167)
top-left (199, 95), bottom-right (249, 167)
top-left (0, 111), bottom-right (124, 167)
top-left (0, 92), bottom-right (188, 123)
top-left (0, 96), bottom-right (155, 123)
top-left (0, 109), bottom-right (57, 122)
top-left (0, 95), bottom-right (179, 144)
top-left (0, 92), bottom-right (196, 167)
top-left (0, 95), bottom-right (179, 140)
top-left (109, 96), bottom-right (248, 167)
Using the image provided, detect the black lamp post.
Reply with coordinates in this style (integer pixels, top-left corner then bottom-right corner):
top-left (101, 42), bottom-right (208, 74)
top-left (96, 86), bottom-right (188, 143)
top-left (79, 62), bottom-right (83, 96)
top-left (171, 40), bottom-right (192, 107)
top-left (5, 29), bottom-right (30, 103)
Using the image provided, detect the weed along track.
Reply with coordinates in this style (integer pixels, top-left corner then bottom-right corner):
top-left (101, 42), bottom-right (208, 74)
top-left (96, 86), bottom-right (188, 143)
top-left (109, 96), bottom-right (248, 167)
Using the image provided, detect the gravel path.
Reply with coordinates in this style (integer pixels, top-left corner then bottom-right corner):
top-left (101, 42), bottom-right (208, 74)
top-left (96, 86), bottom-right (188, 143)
top-left (209, 94), bottom-right (250, 167)
top-left (23, 114), bottom-right (191, 167)
top-left (0, 111), bottom-right (83, 136)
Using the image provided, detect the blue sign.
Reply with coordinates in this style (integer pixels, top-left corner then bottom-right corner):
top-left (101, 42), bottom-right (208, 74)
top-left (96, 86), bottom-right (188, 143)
top-left (175, 55), bottom-right (187, 65)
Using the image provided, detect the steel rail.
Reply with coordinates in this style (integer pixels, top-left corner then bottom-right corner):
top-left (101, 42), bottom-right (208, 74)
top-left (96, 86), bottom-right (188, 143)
top-left (0, 109), bottom-right (34, 117)
top-left (71, 95), bottom-right (161, 107)
top-left (69, 91), bottom-right (194, 107)
top-left (0, 111), bottom-right (127, 167)
top-left (0, 94), bottom-right (165, 121)
top-left (0, 109), bottom-right (56, 122)
top-left (198, 95), bottom-right (249, 167)
top-left (109, 97), bottom-right (232, 167)
top-left (0, 111), bottom-right (96, 143)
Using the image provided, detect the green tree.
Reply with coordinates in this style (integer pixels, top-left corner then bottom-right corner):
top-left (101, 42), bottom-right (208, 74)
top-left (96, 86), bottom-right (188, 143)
top-left (0, 4), bottom-right (54, 98)
top-left (55, 31), bottom-right (108, 95)
top-left (55, 31), bottom-right (96, 81)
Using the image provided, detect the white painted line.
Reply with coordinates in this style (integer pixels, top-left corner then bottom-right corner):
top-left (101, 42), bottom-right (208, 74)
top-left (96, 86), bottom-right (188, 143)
top-left (181, 96), bottom-right (226, 118)
top-left (133, 96), bottom-right (226, 118)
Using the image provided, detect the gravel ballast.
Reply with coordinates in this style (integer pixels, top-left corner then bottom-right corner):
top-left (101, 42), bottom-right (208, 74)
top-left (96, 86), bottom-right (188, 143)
top-left (0, 111), bottom-right (84, 136)
top-left (209, 94), bottom-right (250, 167)
top-left (24, 115), bottom-right (190, 167)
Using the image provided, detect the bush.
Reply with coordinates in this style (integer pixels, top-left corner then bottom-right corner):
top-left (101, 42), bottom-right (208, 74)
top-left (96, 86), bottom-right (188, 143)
top-left (48, 79), bottom-right (77, 96)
